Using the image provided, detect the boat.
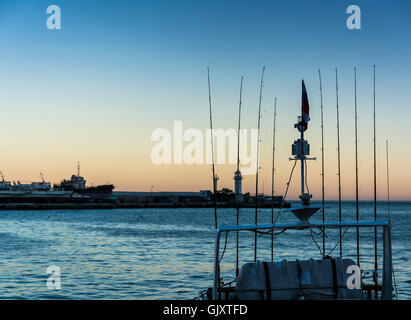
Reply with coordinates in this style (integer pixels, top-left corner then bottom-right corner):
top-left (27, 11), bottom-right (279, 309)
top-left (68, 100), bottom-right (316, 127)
top-left (197, 78), bottom-right (394, 300)
top-left (0, 172), bottom-right (91, 203)
top-left (53, 163), bottom-right (114, 200)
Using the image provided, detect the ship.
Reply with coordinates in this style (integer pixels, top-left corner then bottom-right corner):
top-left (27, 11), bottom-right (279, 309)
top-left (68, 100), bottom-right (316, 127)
top-left (53, 162), bottom-right (114, 201)
top-left (0, 172), bottom-right (91, 203)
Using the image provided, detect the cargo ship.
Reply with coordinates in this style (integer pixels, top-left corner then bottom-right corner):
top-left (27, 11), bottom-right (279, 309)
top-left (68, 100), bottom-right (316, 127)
top-left (53, 163), bottom-right (114, 201)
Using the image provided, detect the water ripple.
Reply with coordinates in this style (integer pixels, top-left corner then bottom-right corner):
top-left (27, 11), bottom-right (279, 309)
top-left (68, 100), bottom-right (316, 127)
top-left (0, 203), bottom-right (409, 299)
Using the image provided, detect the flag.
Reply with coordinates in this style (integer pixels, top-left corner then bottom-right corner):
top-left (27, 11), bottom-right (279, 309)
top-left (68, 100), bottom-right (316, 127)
top-left (301, 80), bottom-right (310, 131)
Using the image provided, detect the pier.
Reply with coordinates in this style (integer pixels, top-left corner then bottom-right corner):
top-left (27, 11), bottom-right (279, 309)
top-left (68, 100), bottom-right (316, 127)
top-left (0, 191), bottom-right (290, 210)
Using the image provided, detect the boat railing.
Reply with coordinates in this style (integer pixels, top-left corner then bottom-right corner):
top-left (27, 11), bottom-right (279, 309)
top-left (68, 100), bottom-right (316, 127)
top-left (212, 220), bottom-right (392, 300)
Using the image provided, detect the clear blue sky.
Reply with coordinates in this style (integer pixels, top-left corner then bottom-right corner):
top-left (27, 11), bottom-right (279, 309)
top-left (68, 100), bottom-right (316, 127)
top-left (0, 0), bottom-right (410, 199)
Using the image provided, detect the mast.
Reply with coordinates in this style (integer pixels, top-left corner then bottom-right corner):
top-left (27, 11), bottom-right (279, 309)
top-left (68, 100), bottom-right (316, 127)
top-left (354, 67), bottom-right (360, 267)
top-left (254, 66), bottom-right (265, 262)
top-left (336, 68), bottom-right (342, 258)
top-left (291, 80), bottom-right (314, 208)
top-left (271, 97), bottom-right (277, 262)
top-left (299, 84), bottom-right (305, 200)
top-left (207, 67), bottom-right (218, 229)
top-left (235, 76), bottom-right (244, 276)
top-left (319, 69), bottom-right (325, 256)
top-left (77, 161), bottom-right (80, 177)
top-left (300, 122), bottom-right (305, 198)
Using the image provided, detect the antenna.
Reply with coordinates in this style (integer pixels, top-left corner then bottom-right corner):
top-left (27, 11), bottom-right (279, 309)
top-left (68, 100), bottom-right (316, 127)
top-left (319, 69), bottom-right (325, 256)
top-left (235, 76), bottom-right (244, 277)
top-left (336, 68), bottom-right (342, 257)
top-left (288, 80), bottom-right (318, 223)
top-left (354, 67), bottom-right (360, 267)
top-left (207, 67), bottom-right (218, 229)
top-left (77, 161), bottom-right (81, 177)
top-left (271, 97), bottom-right (277, 262)
top-left (373, 64), bottom-right (378, 294)
top-left (254, 66), bottom-right (265, 262)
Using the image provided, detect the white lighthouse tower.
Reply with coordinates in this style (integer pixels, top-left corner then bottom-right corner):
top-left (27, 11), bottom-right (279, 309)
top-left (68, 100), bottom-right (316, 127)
top-left (234, 170), bottom-right (243, 202)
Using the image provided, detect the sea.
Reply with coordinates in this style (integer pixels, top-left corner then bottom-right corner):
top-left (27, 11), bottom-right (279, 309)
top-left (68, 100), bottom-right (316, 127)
top-left (0, 201), bottom-right (409, 300)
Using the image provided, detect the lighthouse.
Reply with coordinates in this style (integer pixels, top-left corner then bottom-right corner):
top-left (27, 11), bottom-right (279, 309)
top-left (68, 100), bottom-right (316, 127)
top-left (234, 170), bottom-right (243, 202)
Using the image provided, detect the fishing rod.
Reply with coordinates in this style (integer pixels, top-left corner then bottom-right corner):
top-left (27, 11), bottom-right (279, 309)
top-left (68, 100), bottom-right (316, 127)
top-left (235, 76), bottom-right (244, 277)
top-left (336, 68), bottom-right (342, 258)
top-left (254, 66), bottom-right (265, 262)
top-left (373, 64), bottom-right (378, 295)
top-left (271, 97), bottom-right (277, 262)
top-left (207, 67), bottom-right (218, 229)
top-left (354, 67), bottom-right (360, 267)
top-left (386, 139), bottom-right (398, 299)
top-left (319, 69), bottom-right (325, 257)
top-left (386, 140), bottom-right (391, 225)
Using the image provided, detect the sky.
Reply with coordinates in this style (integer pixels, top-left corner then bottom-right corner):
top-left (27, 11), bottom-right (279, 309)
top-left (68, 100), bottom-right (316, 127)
top-left (0, 0), bottom-right (410, 200)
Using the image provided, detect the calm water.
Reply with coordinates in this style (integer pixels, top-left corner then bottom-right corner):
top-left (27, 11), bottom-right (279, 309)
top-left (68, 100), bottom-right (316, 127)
top-left (0, 201), bottom-right (410, 299)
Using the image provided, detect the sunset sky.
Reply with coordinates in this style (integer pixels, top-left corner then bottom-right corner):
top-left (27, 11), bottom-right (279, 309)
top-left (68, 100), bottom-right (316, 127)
top-left (0, 0), bottom-right (410, 200)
